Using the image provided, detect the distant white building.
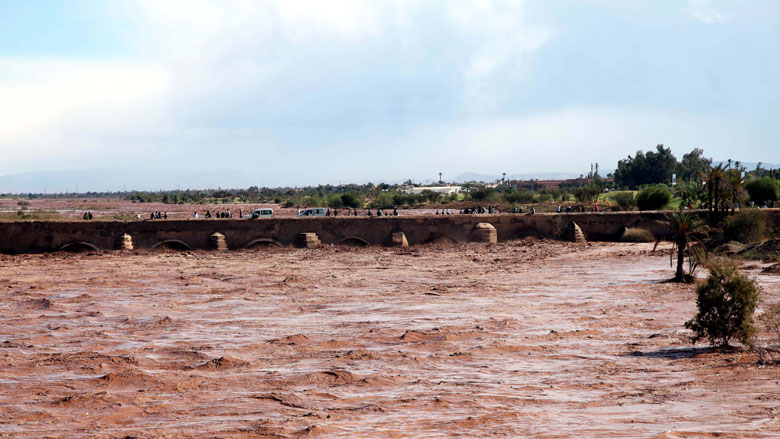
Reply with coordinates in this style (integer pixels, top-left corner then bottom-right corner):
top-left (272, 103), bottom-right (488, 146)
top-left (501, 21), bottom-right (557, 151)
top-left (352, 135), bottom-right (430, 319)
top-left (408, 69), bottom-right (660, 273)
top-left (403, 186), bottom-right (463, 195)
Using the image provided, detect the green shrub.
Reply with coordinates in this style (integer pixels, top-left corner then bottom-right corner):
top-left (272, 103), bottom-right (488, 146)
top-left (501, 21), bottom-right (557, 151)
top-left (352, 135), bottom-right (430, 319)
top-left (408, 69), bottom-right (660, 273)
top-left (536, 191), bottom-right (553, 203)
top-left (758, 301), bottom-right (780, 363)
top-left (636, 185), bottom-right (671, 211)
top-left (723, 209), bottom-right (768, 244)
top-left (504, 189), bottom-right (534, 204)
top-left (760, 302), bottom-right (780, 345)
top-left (469, 187), bottom-right (498, 202)
top-left (327, 194), bottom-right (344, 209)
top-left (685, 259), bottom-right (760, 348)
top-left (621, 228), bottom-right (654, 242)
top-left (746, 177), bottom-right (778, 206)
top-left (573, 183), bottom-right (601, 203)
top-left (340, 193), bottom-right (361, 208)
top-left (610, 191), bottom-right (636, 210)
top-left (392, 193), bottom-right (410, 206)
top-left (369, 193), bottom-right (395, 209)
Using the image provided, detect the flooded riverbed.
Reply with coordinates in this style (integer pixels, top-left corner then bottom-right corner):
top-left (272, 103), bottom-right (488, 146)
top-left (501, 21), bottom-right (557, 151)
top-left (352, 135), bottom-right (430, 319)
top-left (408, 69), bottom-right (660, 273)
top-left (1, 241), bottom-right (778, 438)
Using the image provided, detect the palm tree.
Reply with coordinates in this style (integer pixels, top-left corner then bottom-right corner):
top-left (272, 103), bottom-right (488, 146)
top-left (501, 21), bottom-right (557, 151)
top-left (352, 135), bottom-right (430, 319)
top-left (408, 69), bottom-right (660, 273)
top-left (705, 164), bottom-right (726, 213)
top-left (727, 169), bottom-right (745, 213)
top-left (665, 209), bottom-right (707, 282)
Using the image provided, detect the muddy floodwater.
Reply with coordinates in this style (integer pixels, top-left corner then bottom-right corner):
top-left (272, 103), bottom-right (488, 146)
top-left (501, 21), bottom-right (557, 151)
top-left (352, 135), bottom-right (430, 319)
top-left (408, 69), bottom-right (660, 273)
top-left (1, 241), bottom-right (779, 438)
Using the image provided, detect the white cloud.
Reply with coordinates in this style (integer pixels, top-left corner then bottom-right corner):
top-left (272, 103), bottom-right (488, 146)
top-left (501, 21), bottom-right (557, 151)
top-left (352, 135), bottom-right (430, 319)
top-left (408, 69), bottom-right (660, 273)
top-left (0, 58), bottom-right (170, 152)
top-left (371, 107), bottom-right (751, 177)
top-left (685, 0), bottom-right (726, 24)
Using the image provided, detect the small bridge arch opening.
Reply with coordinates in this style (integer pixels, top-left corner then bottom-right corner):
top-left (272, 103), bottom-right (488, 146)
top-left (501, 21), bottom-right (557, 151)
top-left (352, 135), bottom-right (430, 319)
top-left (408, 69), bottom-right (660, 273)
top-left (59, 241), bottom-right (100, 253)
top-left (244, 238), bottom-right (283, 249)
top-left (338, 236), bottom-right (371, 247)
top-left (152, 239), bottom-right (192, 251)
top-left (422, 234), bottom-right (460, 245)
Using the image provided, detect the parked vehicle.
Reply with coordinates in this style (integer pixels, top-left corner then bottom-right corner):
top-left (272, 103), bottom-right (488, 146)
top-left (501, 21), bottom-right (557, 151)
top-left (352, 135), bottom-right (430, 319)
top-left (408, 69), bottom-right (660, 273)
top-left (296, 208), bottom-right (327, 217)
top-left (244, 208), bottom-right (274, 219)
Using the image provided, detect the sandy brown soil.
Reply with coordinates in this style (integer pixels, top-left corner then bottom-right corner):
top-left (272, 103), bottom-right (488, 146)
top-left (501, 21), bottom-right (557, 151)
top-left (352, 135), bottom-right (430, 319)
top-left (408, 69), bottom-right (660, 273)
top-left (1, 241), bottom-right (779, 438)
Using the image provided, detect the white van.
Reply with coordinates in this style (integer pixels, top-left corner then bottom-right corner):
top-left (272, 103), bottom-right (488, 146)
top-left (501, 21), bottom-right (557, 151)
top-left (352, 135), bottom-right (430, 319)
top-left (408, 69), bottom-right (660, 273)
top-left (244, 208), bottom-right (274, 219)
top-left (296, 208), bottom-right (327, 217)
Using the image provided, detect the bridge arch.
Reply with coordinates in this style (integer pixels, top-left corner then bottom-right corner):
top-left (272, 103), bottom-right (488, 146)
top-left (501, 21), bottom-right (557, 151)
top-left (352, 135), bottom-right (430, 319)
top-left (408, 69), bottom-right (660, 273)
top-left (422, 234), bottom-right (460, 245)
top-left (244, 237), bottom-right (283, 248)
top-left (151, 239), bottom-right (192, 250)
top-left (338, 235), bottom-right (371, 247)
top-left (59, 241), bottom-right (100, 252)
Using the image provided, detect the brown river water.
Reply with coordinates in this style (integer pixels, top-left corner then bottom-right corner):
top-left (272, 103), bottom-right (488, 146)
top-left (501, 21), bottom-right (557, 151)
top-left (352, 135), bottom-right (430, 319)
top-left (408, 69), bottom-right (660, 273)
top-left (1, 240), bottom-right (779, 438)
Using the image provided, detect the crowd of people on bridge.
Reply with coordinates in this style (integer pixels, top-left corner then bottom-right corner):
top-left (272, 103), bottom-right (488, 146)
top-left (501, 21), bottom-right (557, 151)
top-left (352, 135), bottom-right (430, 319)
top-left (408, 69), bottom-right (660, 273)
top-left (203, 209), bottom-right (234, 218)
top-left (101, 203), bottom-right (611, 223)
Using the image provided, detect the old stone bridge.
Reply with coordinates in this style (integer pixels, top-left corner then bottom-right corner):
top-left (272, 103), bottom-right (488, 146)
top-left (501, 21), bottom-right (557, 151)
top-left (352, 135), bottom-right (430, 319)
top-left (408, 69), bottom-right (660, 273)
top-left (0, 211), bottom-right (709, 254)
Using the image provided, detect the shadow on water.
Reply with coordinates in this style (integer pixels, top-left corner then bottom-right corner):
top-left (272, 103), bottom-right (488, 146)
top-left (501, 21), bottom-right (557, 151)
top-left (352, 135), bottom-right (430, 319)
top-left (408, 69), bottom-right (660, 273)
top-left (623, 346), bottom-right (714, 359)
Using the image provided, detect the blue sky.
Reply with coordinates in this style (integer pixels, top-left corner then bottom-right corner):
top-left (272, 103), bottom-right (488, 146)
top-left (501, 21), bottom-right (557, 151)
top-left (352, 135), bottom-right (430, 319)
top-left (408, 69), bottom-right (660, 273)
top-left (1, 0), bottom-right (779, 188)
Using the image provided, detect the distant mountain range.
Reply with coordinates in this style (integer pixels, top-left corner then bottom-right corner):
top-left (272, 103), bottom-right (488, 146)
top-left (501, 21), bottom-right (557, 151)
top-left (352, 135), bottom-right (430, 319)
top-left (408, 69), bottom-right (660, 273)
top-left (0, 168), bottom-right (258, 194)
top-left (712, 161), bottom-right (780, 170)
top-left (453, 171), bottom-right (600, 183)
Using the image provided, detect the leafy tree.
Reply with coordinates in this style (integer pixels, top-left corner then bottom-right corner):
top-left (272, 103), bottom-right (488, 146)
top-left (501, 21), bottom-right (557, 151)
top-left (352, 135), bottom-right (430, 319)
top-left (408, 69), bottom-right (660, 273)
top-left (746, 177), bottom-right (779, 206)
top-left (636, 185), bottom-right (671, 211)
top-left (685, 259), bottom-right (760, 348)
top-left (614, 145), bottom-right (678, 189)
top-left (677, 148), bottom-right (712, 183)
top-left (664, 209), bottom-right (706, 282)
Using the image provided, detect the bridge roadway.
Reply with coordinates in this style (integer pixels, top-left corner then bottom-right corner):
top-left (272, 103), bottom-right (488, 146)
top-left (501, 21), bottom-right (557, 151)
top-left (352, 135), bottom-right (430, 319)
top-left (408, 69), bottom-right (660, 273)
top-left (0, 211), bottom-right (699, 253)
